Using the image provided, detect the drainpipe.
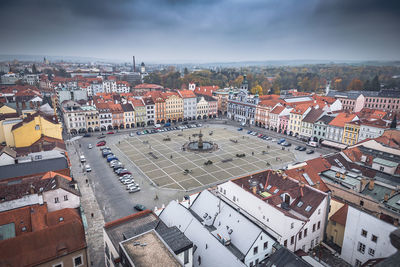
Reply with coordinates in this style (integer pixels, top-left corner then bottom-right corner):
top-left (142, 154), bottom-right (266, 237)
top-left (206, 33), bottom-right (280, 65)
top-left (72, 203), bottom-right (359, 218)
top-left (294, 219), bottom-right (309, 251)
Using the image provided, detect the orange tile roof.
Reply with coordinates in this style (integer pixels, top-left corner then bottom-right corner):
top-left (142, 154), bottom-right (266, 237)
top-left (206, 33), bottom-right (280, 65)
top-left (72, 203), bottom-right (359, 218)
top-left (328, 112), bottom-right (357, 127)
top-left (130, 98), bottom-right (145, 107)
top-left (330, 204), bottom-right (348, 225)
top-left (178, 90), bottom-right (196, 98)
top-left (285, 163), bottom-right (330, 193)
top-left (104, 210), bottom-right (152, 229)
top-left (270, 105), bottom-right (285, 114)
top-left (290, 103), bottom-right (310, 115)
top-left (134, 83), bottom-right (163, 89)
top-left (41, 171), bottom-right (72, 181)
top-left (194, 86), bottom-right (219, 96)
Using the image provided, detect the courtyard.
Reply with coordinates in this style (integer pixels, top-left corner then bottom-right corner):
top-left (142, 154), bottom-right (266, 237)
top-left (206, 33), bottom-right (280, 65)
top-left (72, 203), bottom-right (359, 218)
top-left (115, 126), bottom-right (296, 191)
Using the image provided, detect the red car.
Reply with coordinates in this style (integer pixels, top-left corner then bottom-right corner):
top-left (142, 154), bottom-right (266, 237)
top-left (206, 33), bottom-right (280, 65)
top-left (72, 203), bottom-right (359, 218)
top-left (118, 171), bottom-right (132, 176)
top-left (96, 141), bottom-right (106, 147)
top-left (107, 131), bottom-right (115, 134)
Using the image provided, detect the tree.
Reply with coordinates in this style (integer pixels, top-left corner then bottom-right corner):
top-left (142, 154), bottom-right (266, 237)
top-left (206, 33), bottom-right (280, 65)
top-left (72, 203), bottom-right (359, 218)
top-left (251, 85), bottom-right (263, 96)
top-left (390, 114), bottom-right (397, 129)
top-left (261, 79), bottom-right (271, 95)
top-left (184, 67), bottom-right (189, 76)
top-left (347, 78), bottom-right (363, 91)
top-left (371, 75), bottom-right (380, 91)
top-left (233, 75), bottom-right (244, 88)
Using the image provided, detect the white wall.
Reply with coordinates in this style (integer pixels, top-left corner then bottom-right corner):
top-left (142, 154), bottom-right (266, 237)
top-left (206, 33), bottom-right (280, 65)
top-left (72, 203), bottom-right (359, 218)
top-left (0, 153), bottom-right (15, 166)
top-left (43, 188), bottom-right (80, 212)
top-left (0, 194), bottom-right (43, 212)
top-left (217, 181), bottom-right (328, 252)
top-left (103, 228), bottom-right (119, 267)
top-left (341, 205), bottom-right (397, 266)
top-left (176, 247), bottom-right (193, 267)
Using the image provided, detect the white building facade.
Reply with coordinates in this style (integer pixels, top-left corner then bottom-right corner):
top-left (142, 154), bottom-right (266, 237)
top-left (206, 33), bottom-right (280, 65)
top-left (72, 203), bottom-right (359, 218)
top-left (341, 205), bottom-right (397, 266)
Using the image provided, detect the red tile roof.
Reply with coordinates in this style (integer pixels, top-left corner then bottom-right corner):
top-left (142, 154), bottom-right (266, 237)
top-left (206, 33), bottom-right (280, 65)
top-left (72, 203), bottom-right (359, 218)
top-left (194, 86), bottom-right (219, 97)
top-left (270, 105), bottom-right (285, 114)
top-left (330, 204), bottom-right (348, 225)
top-left (290, 104), bottom-right (310, 115)
top-left (178, 90), bottom-right (196, 99)
top-left (104, 210), bottom-right (152, 229)
top-left (328, 112), bottom-right (357, 127)
top-left (134, 83), bottom-right (163, 89)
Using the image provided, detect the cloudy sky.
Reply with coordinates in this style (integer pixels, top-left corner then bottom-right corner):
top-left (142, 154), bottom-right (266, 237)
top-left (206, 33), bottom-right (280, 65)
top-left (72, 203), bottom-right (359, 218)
top-left (0, 0), bottom-right (399, 63)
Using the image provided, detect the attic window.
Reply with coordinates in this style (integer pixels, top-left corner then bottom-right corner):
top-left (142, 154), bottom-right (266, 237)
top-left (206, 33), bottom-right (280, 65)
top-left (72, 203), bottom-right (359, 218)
top-left (266, 185), bottom-right (272, 190)
top-left (305, 205), bottom-right (312, 212)
top-left (21, 226), bottom-right (27, 232)
top-left (297, 201), bottom-right (304, 207)
top-left (59, 217), bottom-right (64, 222)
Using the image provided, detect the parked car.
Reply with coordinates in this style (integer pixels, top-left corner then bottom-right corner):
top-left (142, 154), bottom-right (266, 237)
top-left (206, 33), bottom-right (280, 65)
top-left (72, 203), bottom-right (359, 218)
top-left (85, 164), bottom-right (92, 172)
top-left (282, 142), bottom-right (292, 147)
top-left (109, 160), bottom-right (119, 167)
top-left (128, 187), bottom-right (141, 193)
top-left (107, 131), bottom-right (115, 134)
top-left (134, 204), bottom-right (146, 211)
top-left (97, 135), bottom-right (106, 139)
top-left (80, 155), bottom-right (86, 163)
top-left (97, 141), bottom-right (106, 147)
top-left (197, 124), bottom-right (202, 127)
top-left (88, 144), bottom-right (93, 149)
top-left (107, 156), bottom-right (118, 162)
top-left (306, 150), bottom-right (315, 154)
top-left (247, 130), bottom-right (252, 134)
top-left (136, 131), bottom-right (141, 135)
top-left (277, 138), bottom-right (286, 144)
top-left (118, 170), bottom-right (132, 176)
top-left (307, 141), bottom-right (318, 148)
top-left (115, 168), bottom-right (128, 174)
top-left (83, 133), bottom-right (91, 137)
top-left (295, 146), bottom-right (302, 150)
top-left (102, 150), bottom-right (112, 158)
top-left (299, 146), bottom-right (307, 151)
top-left (121, 174), bottom-right (133, 180)
top-left (113, 165), bottom-right (124, 172)
top-left (129, 132), bottom-right (135, 137)
top-left (164, 122), bottom-right (171, 127)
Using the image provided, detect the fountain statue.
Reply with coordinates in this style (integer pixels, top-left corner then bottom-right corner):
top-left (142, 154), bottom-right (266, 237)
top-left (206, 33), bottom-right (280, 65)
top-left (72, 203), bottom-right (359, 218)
top-left (182, 130), bottom-right (218, 153)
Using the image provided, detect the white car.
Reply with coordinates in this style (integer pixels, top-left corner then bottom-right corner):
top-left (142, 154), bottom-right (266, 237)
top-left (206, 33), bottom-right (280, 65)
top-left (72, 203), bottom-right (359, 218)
top-left (85, 164), bottom-right (92, 172)
top-left (88, 144), bottom-right (93, 149)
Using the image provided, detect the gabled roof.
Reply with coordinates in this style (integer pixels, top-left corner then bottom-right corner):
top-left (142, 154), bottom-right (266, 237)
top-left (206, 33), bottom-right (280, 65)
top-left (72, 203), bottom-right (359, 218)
top-left (194, 86), bottom-right (219, 97)
top-left (232, 170), bottom-right (327, 219)
top-left (328, 113), bottom-right (357, 128)
top-left (178, 90), bottom-right (196, 99)
top-left (302, 108), bottom-right (324, 123)
top-left (290, 104), bottom-right (310, 115)
top-left (121, 103), bottom-right (134, 112)
top-left (316, 115), bottom-right (336, 125)
top-left (0, 146), bottom-right (16, 159)
top-left (330, 204), bottom-right (348, 225)
top-left (0, 206), bottom-right (86, 267)
top-left (270, 105), bottom-right (285, 115)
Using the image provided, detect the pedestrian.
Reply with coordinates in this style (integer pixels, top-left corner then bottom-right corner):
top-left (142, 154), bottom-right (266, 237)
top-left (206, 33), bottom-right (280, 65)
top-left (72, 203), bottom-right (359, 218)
top-left (91, 213), bottom-right (94, 218)
top-left (252, 151), bottom-right (254, 156)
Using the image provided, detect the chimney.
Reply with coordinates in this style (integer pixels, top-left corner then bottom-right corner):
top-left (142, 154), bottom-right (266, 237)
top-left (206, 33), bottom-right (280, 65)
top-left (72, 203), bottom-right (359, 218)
top-left (368, 179), bottom-right (375, 190)
top-left (361, 178), bottom-right (368, 191)
top-left (133, 56), bottom-right (136, 72)
top-left (384, 193), bottom-right (389, 202)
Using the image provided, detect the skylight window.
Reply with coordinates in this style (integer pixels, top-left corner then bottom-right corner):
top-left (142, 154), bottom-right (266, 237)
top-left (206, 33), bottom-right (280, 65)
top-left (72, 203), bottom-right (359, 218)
top-left (305, 205), bottom-right (312, 212)
top-left (273, 189), bottom-right (279, 194)
top-left (266, 185), bottom-right (272, 190)
top-left (297, 201), bottom-right (304, 207)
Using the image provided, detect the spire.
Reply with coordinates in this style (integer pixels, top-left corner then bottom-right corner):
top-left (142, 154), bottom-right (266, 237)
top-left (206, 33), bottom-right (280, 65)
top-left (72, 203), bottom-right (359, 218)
top-left (390, 114), bottom-right (397, 129)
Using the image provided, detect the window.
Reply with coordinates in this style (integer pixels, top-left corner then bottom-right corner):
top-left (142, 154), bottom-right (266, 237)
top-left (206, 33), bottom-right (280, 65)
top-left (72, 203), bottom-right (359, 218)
top-left (198, 255), bottom-right (201, 265)
top-left (369, 248), bottom-right (375, 256)
top-left (318, 209), bottom-right (321, 215)
top-left (73, 255), bottom-right (83, 266)
top-left (358, 242), bottom-right (366, 254)
top-left (299, 231), bottom-right (302, 240)
top-left (361, 229), bottom-right (367, 237)
top-left (355, 259), bottom-right (362, 267)
top-left (55, 197), bottom-right (59, 203)
top-left (284, 240), bottom-right (287, 247)
top-left (304, 228), bottom-right (308, 237)
top-left (371, 235), bottom-right (378, 243)
top-left (360, 200), bottom-right (364, 206)
top-left (264, 241), bottom-right (268, 250)
top-left (379, 166), bottom-right (384, 171)
top-left (184, 249), bottom-right (189, 264)
top-left (317, 221), bottom-right (321, 230)
top-left (250, 262), bottom-right (254, 267)
top-left (53, 264), bottom-right (63, 267)
top-left (35, 125), bottom-right (40, 130)
top-left (291, 236), bottom-right (294, 245)
top-left (291, 223), bottom-right (294, 229)
top-left (312, 224), bottom-right (316, 232)
top-left (233, 196), bottom-right (236, 202)
top-left (305, 205), bottom-right (312, 212)
top-left (297, 201), bottom-right (303, 207)
top-left (253, 246), bottom-right (258, 255)
top-left (64, 195), bottom-right (68, 201)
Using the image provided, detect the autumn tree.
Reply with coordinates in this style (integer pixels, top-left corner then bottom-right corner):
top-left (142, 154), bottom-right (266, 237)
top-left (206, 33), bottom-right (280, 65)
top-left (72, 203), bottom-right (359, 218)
top-left (251, 85), bottom-right (263, 96)
top-left (347, 78), bottom-right (363, 91)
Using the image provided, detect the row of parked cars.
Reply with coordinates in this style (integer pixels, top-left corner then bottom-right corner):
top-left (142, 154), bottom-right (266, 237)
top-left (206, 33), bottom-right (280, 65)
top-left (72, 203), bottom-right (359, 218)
top-left (133, 123), bottom-right (202, 136)
top-left (246, 130), bottom-right (315, 154)
top-left (100, 147), bottom-right (141, 193)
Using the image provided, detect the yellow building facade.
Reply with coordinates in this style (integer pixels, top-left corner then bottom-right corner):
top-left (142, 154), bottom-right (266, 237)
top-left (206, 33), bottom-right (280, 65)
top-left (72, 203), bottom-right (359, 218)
top-left (12, 114), bottom-right (62, 147)
top-left (0, 105), bottom-right (17, 114)
top-left (342, 121), bottom-right (360, 146)
top-left (326, 199), bottom-right (347, 248)
top-left (164, 94), bottom-right (183, 122)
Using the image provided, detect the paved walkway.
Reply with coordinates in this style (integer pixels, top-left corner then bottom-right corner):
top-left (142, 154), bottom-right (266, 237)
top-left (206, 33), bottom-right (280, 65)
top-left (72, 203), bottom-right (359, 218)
top-left (67, 141), bottom-right (105, 267)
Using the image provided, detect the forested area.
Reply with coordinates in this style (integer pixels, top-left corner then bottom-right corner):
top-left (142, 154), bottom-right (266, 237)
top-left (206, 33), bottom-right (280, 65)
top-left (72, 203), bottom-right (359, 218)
top-left (144, 64), bottom-right (400, 94)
